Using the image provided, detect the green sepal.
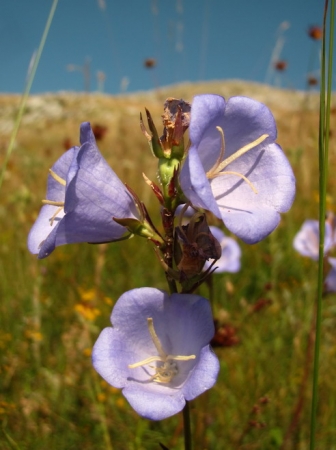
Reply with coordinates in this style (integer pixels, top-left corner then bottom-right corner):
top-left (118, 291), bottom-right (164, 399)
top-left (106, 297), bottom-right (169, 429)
top-left (158, 158), bottom-right (181, 209)
top-left (113, 217), bottom-right (164, 243)
top-left (158, 158), bottom-right (180, 187)
top-left (140, 109), bottom-right (164, 158)
top-left (170, 139), bottom-right (185, 161)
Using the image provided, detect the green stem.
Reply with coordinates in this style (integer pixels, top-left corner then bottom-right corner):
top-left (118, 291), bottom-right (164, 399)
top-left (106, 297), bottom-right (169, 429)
top-left (167, 276), bottom-right (178, 295)
top-left (0, 0), bottom-right (59, 192)
top-left (182, 401), bottom-right (192, 450)
top-left (161, 204), bottom-right (192, 449)
top-left (310, 1), bottom-right (334, 448)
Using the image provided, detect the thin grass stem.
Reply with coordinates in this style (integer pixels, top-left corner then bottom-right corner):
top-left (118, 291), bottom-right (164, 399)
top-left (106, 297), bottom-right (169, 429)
top-left (310, 0), bottom-right (334, 448)
top-left (0, 0), bottom-right (59, 192)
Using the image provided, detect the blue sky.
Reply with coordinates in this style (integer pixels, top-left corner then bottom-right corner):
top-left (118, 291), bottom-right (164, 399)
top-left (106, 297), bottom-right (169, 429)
top-left (0, 0), bottom-right (330, 94)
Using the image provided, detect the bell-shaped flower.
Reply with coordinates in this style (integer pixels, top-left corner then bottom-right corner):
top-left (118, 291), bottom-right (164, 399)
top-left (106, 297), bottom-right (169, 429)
top-left (203, 226), bottom-right (241, 273)
top-left (180, 95), bottom-right (296, 244)
top-left (92, 287), bottom-right (219, 421)
top-left (293, 219), bottom-right (333, 261)
top-left (28, 122), bottom-right (139, 258)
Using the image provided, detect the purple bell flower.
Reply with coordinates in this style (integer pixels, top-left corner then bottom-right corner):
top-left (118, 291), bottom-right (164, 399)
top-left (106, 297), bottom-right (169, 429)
top-left (28, 122), bottom-right (138, 258)
top-left (180, 95), bottom-right (295, 244)
top-left (92, 287), bottom-right (219, 420)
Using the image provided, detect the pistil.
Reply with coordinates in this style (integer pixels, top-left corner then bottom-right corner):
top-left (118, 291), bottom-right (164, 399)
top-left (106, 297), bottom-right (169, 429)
top-left (128, 318), bottom-right (196, 383)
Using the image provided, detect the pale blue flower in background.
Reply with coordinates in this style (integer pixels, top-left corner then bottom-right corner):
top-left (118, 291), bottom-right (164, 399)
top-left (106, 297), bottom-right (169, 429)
top-left (203, 226), bottom-right (241, 273)
top-left (293, 219), bottom-right (333, 261)
top-left (293, 219), bottom-right (336, 294)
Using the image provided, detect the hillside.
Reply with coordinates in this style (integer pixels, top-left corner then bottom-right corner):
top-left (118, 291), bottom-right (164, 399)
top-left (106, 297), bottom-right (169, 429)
top-left (0, 79), bottom-right (323, 136)
top-left (0, 80), bottom-right (328, 182)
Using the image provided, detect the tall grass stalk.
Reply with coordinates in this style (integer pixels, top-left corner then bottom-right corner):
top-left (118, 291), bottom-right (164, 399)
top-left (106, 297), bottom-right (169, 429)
top-left (0, 0), bottom-right (59, 192)
top-left (310, 0), bottom-right (335, 448)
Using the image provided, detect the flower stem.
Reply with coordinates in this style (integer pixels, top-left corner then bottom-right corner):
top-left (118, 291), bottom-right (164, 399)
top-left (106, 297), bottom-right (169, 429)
top-left (161, 207), bottom-right (178, 294)
top-left (310, 1), bottom-right (334, 448)
top-left (183, 401), bottom-right (192, 450)
top-left (161, 204), bottom-right (192, 449)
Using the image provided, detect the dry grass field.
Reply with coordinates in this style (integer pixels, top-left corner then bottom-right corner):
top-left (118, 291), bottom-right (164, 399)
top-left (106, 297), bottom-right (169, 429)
top-left (1, 80), bottom-right (336, 449)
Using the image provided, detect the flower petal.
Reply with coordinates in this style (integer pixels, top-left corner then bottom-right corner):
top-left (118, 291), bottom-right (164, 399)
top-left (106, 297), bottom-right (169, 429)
top-left (182, 346), bottom-right (219, 401)
top-left (27, 205), bottom-right (64, 255)
top-left (180, 146), bottom-right (221, 217)
top-left (222, 205), bottom-right (280, 244)
top-left (189, 94), bottom-right (226, 147)
top-left (219, 96), bottom-right (277, 157)
top-left (162, 293), bottom-right (215, 355)
top-left (92, 328), bottom-right (131, 389)
top-left (188, 94), bottom-right (226, 172)
top-left (212, 143), bottom-right (295, 243)
top-left (27, 147), bottom-right (78, 256)
top-left (79, 121), bottom-right (94, 145)
top-left (123, 384), bottom-right (186, 420)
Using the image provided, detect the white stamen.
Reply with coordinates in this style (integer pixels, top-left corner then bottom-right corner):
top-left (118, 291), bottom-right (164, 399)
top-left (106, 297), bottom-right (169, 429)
top-left (48, 206), bottom-right (64, 226)
top-left (49, 169), bottom-right (66, 186)
top-left (42, 200), bottom-right (65, 206)
top-left (205, 128), bottom-right (268, 194)
top-left (41, 169), bottom-right (66, 225)
top-left (210, 170), bottom-right (258, 194)
top-left (216, 133), bottom-right (269, 172)
top-left (206, 126), bottom-right (226, 179)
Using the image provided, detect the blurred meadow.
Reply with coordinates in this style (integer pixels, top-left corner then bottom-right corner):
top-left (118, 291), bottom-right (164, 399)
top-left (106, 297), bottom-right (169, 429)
top-left (1, 79), bottom-right (336, 450)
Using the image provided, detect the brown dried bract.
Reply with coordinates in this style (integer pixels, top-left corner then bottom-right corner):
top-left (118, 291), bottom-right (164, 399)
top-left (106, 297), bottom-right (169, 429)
top-left (162, 98), bottom-right (191, 132)
top-left (175, 214), bottom-right (221, 278)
